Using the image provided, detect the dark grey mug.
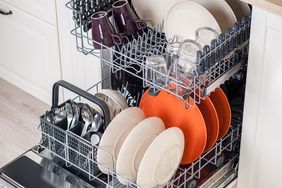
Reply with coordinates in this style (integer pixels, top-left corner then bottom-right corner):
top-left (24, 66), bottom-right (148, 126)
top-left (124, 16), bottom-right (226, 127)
top-left (112, 0), bottom-right (146, 36)
top-left (91, 11), bottom-right (122, 49)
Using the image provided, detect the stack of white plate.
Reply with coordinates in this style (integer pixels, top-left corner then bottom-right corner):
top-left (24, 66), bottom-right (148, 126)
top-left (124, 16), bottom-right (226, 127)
top-left (97, 107), bottom-right (185, 187)
top-left (132, 0), bottom-right (250, 41)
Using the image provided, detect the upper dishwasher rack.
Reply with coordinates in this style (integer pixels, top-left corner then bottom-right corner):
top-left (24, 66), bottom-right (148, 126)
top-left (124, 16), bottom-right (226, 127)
top-left (66, 0), bottom-right (251, 107)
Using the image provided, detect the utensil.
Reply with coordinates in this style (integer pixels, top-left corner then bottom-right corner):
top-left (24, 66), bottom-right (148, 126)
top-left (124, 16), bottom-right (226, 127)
top-left (97, 107), bottom-right (145, 174)
top-left (192, 0), bottom-right (237, 32)
top-left (132, 0), bottom-right (185, 28)
top-left (112, 0), bottom-right (146, 36)
top-left (139, 89), bottom-right (207, 164)
top-left (81, 104), bottom-right (94, 137)
top-left (88, 113), bottom-right (103, 133)
top-left (165, 1), bottom-right (221, 40)
top-left (90, 132), bottom-right (103, 146)
top-left (209, 88), bottom-right (231, 140)
top-left (69, 103), bottom-right (80, 130)
top-left (65, 102), bottom-right (74, 130)
top-left (116, 117), bottom-right (165, 184)
top-left (91, 11), bottom-right (122, 48)
top-left (136, 127), bottom-right (185, 187)
top-left (145, 55), bottom-right (167, 86)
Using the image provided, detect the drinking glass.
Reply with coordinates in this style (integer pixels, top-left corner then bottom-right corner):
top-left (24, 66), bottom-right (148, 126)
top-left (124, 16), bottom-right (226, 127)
top-left (91, 11), bottom-right (122, 49)
top-left (165, 42), bottom-right (180, 70)
top-left (195, 26), bottom-right (219, 47)
top-left (166, 40), bottom-right (202, 94)
top-left (112, 0), bottom-right (146, 36)
top-left (145, 55), bottom-right (167, 86)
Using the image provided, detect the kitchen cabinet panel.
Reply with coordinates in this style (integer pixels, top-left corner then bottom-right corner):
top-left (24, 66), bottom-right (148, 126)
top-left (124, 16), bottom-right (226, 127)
top-left (238, 7), bottom-right (282, 188)
top-left (0, 0), bottom-right (56, 25)
top-left (0, 1), bottom-right (61, 104)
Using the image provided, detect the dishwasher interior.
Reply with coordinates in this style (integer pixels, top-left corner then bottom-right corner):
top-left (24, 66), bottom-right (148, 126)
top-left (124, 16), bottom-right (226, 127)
top-left (0, 0), bottom-right (250, 187)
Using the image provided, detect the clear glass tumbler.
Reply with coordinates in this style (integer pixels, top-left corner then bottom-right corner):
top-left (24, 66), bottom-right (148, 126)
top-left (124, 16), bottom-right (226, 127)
top-left (145, 55), bottom-right (167, 86)
top-left (195, 26), bottom-right (219, 47)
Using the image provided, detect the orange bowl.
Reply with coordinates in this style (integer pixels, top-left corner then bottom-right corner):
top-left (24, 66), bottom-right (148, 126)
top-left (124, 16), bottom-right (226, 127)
top-left (209, 88), bottom-right (231, 140)
top-left (139, 89), bottom-right (207, 164)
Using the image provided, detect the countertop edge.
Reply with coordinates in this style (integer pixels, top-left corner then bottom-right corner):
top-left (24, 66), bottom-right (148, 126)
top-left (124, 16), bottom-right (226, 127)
top-left (241, 0), bottom-right (282, 17)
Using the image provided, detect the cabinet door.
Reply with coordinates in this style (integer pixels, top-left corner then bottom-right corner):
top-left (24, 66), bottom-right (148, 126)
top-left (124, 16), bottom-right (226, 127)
top-left (238, 7), bottom-right (282, 188)
top-left (0, 0), bottom-right (56, 25)
top-left (0, 1), bottom-right (61, 104)
top-left (56, 0), bottom-right (102, 99)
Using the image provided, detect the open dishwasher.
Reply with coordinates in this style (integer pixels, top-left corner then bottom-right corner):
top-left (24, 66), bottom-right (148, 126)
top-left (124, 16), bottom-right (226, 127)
top-left (0, 0), bottom-right (251, 187)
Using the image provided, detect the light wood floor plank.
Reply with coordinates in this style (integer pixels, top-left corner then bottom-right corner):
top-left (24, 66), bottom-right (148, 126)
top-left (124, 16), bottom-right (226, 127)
top-left (0, 78), bottom-right (49, 166)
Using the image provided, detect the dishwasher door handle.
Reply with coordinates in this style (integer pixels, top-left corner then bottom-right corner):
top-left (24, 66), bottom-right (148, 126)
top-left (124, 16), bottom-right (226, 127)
top-left (0, 8), bottom-right (12, 15)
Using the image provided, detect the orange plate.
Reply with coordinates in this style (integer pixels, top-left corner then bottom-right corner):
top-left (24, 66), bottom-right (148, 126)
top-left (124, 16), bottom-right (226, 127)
top-left (139, 89), bottom-right (207, 164)
top-left (198, 96), bottom-right (219, 152)
top-left (209, 88), bottom-right (231, 140)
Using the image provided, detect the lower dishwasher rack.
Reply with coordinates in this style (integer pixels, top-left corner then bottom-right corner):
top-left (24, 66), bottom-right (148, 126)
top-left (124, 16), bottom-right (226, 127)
top-left (38, 80), bottom-right (242, 188)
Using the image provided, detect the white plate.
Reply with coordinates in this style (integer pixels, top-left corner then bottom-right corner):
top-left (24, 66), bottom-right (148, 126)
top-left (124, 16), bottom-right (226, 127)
top-left (95, 89), bottom-right (128, 120)
top-left (132, 0), bottom-right (185, 28)
top-left (137, 127), bottom-right (185, 187)
top-left (225, 0), bottom-right (251, 20)
top-left (192, 0), bottom-right (237, 32)
top-left (116, 117), bottom-right (165, 185)
top-left (97, 107), bottom-right (145, 174)
top-left (165, 1), bottom-right (221, 41)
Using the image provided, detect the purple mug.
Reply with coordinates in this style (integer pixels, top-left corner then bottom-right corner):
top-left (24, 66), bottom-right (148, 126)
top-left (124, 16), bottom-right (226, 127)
top-left (112, 0), bottom-right (146, 36)
top-left (91, 11), bottom-right (122, 49)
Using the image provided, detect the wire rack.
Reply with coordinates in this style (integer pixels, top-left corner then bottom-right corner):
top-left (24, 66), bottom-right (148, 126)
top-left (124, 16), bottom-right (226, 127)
top-left (66, 0), bottom-right (250, 108)
top-left (38, 79), bottom-right (242, 188)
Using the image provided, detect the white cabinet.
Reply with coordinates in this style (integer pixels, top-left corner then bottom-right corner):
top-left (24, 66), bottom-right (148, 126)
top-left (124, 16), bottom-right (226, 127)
top-left (55, 0), bottom-right (102, 99)
top-left (0, 0), bottom-right (57, 25)
top-left (0, 1), bottom-right (61, 104)
top-left (238, 7), bottom-right (282, 188)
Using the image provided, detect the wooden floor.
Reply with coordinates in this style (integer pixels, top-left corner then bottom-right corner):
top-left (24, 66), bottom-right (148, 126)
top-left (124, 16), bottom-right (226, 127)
top-left (0, 78), bottom-right (49, 166)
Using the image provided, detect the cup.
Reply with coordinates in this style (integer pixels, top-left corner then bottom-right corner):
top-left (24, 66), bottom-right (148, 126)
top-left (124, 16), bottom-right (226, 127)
top-left (145, 55), bottom-right (167, 86)
top-left (91, 11), bottom-right (122, 48)
top-left (195, 26), bottom-right (219, 47)
top-left (178, 39), bottom-right (202, 75)
top-left (112, 0), bottom-right (146, 36)
top-left (165, 42), bottom-right (180, 70)
top-left (166, 40), bottom-right (202, 94)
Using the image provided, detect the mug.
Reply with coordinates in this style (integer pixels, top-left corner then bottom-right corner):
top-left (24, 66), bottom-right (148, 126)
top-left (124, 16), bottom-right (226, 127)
top-left (91, 11), bottom-right (122, 48)
top-left (112, 0), bottom-right (146, 36)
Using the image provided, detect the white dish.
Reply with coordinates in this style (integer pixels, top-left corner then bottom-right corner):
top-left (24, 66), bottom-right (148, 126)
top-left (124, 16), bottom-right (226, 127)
top-left (95, 89), bottom-right (128, 120)
top-left (97, 107), bottom-right (145, 174)
top-left (136, 127), bottom-right (185, 187)
top-left (192, 0), bottom-right (237, 32)
top-left (116, 117), bottom-right (165, 185)
top-left (165, 1), bottom-right (221, 41)
top-left (225, 0), bottom-right (251, 20)
top-left (132, 0), bottom-right (185, 28)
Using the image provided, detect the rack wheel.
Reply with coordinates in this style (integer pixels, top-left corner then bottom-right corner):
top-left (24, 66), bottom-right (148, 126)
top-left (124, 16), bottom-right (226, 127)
top-left (186, 179), bottom-right (197, 188)
top-left (216, 154), bottom-right (225, 168)
top-left (232, 141), bottom-right (241, 152)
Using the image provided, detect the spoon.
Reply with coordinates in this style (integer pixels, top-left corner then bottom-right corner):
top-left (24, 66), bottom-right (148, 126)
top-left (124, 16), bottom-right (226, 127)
top-left (81, 104), bottom-right (94, 137)
top-left (90, 113), bottom-right (103, 132)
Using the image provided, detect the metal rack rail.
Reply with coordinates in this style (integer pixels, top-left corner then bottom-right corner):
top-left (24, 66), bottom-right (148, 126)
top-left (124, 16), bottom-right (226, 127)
top-left (65, 0), bottom-right (250, 108)
top-left (38, 79), bottom-right (242, 188)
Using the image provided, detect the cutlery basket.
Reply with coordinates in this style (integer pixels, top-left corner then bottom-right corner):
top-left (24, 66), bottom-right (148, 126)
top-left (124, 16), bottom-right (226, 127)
top-left (66, 0), bottom-right (251, 108)
top-left (39, 80), bottom-right (242, 187)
